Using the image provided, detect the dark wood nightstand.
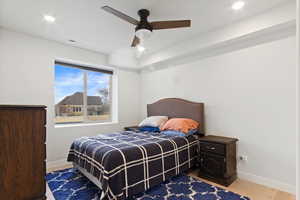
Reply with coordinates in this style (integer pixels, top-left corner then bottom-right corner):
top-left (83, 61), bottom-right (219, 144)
top-left (198, 135), bottom-right (238, 186)
top-left (124, 126), bottom-right (140, 132)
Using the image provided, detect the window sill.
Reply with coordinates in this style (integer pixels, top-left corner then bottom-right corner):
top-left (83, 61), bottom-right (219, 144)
top-left (54, 121), bottom-right (119, 128)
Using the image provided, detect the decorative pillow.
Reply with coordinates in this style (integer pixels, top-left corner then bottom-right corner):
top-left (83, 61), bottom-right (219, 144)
top-left (161, 118), bottom-right (199, 134)
top-left (161, 129), bottom-right (198, 137)
top-left (188, 128), bottom-right (198, 135)
top-left (161, 128), bottom-right (198, 137)
top-left (139, 126), bottom-right (160, 132)
top-left (161, 130), bottom-right (186, 137)
top-left (139, 116), bottom-right (168, 127)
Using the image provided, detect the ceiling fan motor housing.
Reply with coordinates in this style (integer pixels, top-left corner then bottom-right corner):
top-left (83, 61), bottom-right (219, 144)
top-left (136, 9), bottom-right (153, 32)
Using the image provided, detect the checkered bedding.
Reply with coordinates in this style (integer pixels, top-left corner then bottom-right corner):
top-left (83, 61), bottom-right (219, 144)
top-left (67, 131), bottom-right (199, 200)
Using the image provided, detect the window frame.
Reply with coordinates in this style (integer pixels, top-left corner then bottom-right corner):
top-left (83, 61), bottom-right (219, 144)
top-left (54, 60), bottom-right (114, 125)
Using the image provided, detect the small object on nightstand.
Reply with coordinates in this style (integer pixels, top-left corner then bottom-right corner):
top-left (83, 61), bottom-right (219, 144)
top-left (198, 135), bottom-right (238, 187)
top-left (124, 126), bottom-right (140, 132)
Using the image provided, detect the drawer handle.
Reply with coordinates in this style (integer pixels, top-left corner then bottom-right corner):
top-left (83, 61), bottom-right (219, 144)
top-left (207, 146), bottom-right (216, 150)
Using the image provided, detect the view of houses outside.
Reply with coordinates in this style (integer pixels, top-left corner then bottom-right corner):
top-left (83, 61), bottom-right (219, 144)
top-left (55, 64), bottom-right (112, 124)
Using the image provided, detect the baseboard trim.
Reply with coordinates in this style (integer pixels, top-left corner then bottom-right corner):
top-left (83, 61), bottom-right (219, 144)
top-left (47, 158), bottom-right (69, 169)
top-left (238, 171), bottom-right (296, 195)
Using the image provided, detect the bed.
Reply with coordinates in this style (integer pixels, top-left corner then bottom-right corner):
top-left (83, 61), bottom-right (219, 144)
top-left (67, 98), bottom-right (205, 200)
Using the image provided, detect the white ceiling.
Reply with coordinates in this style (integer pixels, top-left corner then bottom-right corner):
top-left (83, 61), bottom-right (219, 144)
top-left (0, 0), bottom-right (293, 55)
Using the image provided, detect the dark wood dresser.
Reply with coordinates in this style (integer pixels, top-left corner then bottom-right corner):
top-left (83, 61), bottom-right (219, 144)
top-left (198, 135), bottom-right (238, 186)
top-left (0, 105), bottom-right (47, 200)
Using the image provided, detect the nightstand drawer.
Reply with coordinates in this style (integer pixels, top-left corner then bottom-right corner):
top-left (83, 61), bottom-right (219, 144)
top-left (200, 142), bottom-right (225, 155)
top-left (124, 126), bottom-right (140, 132)
top-left (199, 153), bottom-right (225, 178)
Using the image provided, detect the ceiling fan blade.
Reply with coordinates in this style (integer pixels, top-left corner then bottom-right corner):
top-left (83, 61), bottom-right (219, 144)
top-left (131, 36), bottom-right (140, 47)
top-left (102, 6), bottom-right (139, 25)
top-left (151, 20), bottom-right (191, 30)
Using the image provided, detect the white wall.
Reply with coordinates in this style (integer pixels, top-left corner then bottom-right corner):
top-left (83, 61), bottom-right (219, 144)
top-left (0, 28), bottom-right (141, 163)
top-left (140, 36), bottom-right (297, 193)
top-left (108, 48), bottom-right (140, 69)
top-left (297, 0), bottom-right (300, 198)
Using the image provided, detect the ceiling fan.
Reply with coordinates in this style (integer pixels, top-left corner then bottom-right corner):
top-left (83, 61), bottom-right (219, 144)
top-left (102, 6), bottom-right (191, 48)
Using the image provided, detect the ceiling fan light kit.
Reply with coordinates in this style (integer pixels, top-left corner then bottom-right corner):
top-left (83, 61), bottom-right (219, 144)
top-left (137, 45), bottom-right (146, 52)
top-left (101, 6), bottom-right (191, 48)
top-left (135, 29), bottom-right (152, 41)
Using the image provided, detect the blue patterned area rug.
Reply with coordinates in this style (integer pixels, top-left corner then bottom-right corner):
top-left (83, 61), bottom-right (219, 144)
top-left (46, 168), bottom-right (250, 200)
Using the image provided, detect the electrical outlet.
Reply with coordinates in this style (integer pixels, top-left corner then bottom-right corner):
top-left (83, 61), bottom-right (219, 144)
top-left (238, 155), bottom-right (248, 162)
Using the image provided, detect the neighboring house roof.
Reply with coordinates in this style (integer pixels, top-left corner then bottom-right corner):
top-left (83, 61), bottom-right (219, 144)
top-left (56, 92), bottom-right (103, 106)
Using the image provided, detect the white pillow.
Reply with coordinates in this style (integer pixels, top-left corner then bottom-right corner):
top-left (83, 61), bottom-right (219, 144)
top-left (139, 116), bottom-right (168, 127)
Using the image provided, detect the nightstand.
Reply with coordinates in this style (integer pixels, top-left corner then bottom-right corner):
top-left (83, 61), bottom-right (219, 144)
top-left (198, 135), bottom-right (238, 186)
top-left (124, 126), bottom-right (140, 132)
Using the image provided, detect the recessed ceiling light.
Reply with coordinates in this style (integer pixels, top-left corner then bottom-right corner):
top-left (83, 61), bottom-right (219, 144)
top-left (231, 1), bottom-right (245, 10)
top-left (43, 15), bottom-right (56, 23)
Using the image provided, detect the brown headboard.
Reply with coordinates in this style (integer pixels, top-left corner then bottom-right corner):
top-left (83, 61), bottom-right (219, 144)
top-left (147, 98), bottom-right (205, 135)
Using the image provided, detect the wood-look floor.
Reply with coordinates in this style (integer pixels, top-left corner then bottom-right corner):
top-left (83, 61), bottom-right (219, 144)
top-left (46, 165), bottom-right (295, 200)
top-left (188, 171), bottom-right (295, 200)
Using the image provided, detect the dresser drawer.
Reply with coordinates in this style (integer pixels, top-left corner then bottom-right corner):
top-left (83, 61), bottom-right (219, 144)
top-left (200, 142), bottom-right (225, 155)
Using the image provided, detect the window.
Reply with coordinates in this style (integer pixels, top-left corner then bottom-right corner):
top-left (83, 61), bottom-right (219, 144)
top-left (54, 61), bottom-right (113, 124)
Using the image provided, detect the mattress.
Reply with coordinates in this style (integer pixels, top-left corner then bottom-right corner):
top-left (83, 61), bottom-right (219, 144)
top-left (67, 131), bottom-right (199, 200)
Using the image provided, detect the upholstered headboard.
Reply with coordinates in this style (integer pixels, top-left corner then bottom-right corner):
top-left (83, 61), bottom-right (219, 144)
top-left (147, 98), bottom-right (205, 135)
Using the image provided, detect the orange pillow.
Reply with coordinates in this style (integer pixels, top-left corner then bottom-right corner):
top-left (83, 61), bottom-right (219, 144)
top-left (161, 118), bottom-right (199, 134)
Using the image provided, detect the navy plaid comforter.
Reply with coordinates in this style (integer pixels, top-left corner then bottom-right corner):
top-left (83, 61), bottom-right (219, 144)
top-left (67, 131), bottom-right (199, 200)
